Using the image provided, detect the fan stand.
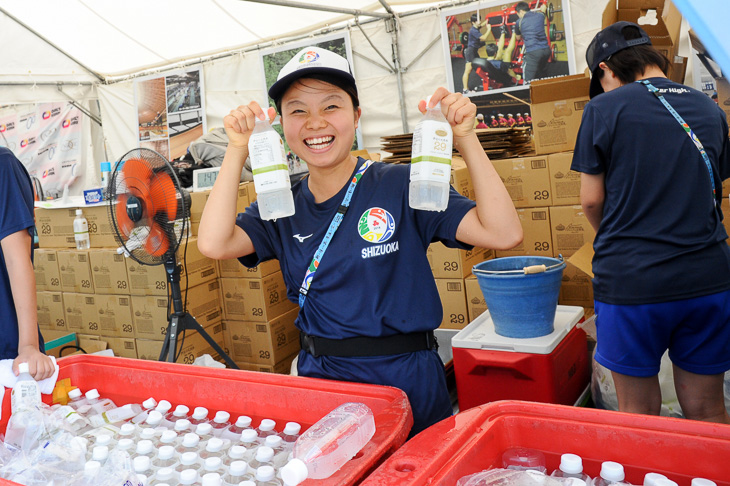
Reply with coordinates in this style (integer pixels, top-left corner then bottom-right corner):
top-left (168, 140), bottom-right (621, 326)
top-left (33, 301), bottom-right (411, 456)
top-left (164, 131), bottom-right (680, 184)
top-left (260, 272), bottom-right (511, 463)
top-left (159, 257), bottom-right (238, 369)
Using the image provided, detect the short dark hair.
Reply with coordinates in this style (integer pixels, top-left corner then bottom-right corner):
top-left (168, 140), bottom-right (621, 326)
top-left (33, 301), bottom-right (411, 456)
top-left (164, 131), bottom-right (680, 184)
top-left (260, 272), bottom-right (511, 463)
top-left (273, 73), bottom-right (360, 117)
top-left (596, 25), bottom-right (670, 86)
top-left (486, 44), bottom-right (499, 57)
top-left (471, 13), bottom-right (478, 23)
top-left (515, 2), bottom-right (530, 13)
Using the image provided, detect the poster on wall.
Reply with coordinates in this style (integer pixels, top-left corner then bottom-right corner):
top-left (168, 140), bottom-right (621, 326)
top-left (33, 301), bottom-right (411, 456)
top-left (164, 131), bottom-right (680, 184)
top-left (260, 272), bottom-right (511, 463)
top-left (259, 33), bottom-right (361, 178)
top-left (441, 0), bottom-right (575, 98)
top-left (0, 103), bottom-right (84, 200)
top-left (134, 67), bottom-right (205, 161)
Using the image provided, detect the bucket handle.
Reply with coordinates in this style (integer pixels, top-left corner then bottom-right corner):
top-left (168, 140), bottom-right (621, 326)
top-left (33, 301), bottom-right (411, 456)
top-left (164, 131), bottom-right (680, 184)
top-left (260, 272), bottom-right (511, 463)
top-left (474, 255), bottom-right (564, 275)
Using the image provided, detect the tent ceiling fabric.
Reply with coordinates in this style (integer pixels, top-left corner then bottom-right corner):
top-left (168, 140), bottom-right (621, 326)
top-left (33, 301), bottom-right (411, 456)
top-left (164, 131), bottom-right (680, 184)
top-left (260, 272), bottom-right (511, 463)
top-left (0, 0), bottom-right (444, 79)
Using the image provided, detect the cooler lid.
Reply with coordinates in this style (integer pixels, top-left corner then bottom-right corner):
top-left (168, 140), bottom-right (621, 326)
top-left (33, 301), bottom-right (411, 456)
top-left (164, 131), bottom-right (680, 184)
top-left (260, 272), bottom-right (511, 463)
top-left (451, 305), bottom-right (585, 354)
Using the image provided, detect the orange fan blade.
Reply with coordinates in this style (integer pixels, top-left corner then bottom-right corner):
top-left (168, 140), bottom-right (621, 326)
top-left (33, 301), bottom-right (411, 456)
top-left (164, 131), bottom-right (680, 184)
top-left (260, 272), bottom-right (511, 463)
top-left (122, 158), bottom-right (153, 201)
top-left (144, 222), bottom-right (170, 257)
top-left (115, 194), bottom-right (135, 239)
top-left (149, 172), bottom-right (178, 221)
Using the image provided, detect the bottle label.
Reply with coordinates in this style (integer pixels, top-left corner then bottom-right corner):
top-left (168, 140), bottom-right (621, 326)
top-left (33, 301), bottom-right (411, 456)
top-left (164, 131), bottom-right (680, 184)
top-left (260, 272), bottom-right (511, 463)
top-left (11, 380), bottom-right (41, 413)
top-left (410, 119), bottom-right (452, 183)
top-left (249, 131), bottom-right (291, 193)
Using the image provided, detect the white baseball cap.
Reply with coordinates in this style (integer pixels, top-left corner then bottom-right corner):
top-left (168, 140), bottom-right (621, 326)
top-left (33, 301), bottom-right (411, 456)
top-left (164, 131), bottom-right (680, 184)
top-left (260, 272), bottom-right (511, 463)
top-left (268, 46), bottom-right (356, 100)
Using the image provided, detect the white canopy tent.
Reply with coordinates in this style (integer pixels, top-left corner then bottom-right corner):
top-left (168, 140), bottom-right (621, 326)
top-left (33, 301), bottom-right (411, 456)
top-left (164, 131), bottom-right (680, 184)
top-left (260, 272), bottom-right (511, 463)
top-left (0, 0), bottom-right (610, 194)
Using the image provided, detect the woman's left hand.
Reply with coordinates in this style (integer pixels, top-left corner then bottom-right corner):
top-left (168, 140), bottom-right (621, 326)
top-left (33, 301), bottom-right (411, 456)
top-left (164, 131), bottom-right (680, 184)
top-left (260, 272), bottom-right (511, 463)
top-left (419, 87), bottom-right (477, 139)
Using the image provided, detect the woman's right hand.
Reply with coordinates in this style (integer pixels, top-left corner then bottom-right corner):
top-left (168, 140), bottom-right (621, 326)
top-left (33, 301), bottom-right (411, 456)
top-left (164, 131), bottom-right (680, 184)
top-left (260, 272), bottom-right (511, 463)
top-left (224, 102), bottom-right (277, 150)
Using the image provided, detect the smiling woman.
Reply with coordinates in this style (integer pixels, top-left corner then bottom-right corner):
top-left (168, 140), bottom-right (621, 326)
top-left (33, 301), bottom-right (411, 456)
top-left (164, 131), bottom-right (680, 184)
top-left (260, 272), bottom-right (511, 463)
top-left (197, 46), bottom-right (522, 436)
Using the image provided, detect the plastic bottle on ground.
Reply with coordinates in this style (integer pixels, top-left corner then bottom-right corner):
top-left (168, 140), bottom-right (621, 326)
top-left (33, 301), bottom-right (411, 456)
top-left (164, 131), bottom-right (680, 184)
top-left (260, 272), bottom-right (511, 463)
top-left (692, 480), bottom-right (717, 486)
top-left (132, 397), bottom-right (159, 424)
top-left (66, 388), bottom-right (88, 410)
top-left (221, 460), bottom-right (252, 485)
top-left (200, 437), bottom-right (226, 460)
top-left (223, 445), bottom-right (247, 467)
top-left (594, 462), bottom-right (627, 486)
top-left (190, 406), bottom-right (210, 426)
top-left (177, 432), bottom-right (202, 456)
top-left (255, 465), bottom-right (282, 486)
top-left (153, 445), bottom-right (179, 470)
top-left (502, 447), bottom-right (547, 473)
top-left (279, 403), bottom-right (375, 485)
top-left (409, 95), bottom-right (453, 212)
top-left (176, 451), bottom-right (203, 475)
top-left (644, 473), bottom-right (668, 486)
top-left (551, 453), bottom-right (592, 484)
top-left (248, 111), bottom-right (295, 220)
top-left (211, 411), bottom-right (232, 437)
top-left (11, 362), bottom-right (42, 414)
top-left (74, 209), bottom-right (91, 250)
top-left (256, 419), bottom-right (277, 442)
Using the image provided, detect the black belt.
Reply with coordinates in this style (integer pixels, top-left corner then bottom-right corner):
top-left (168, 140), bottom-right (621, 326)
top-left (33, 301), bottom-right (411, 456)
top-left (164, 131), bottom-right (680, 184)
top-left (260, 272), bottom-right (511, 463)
top-left (299, 331), bottom-right (438, 358)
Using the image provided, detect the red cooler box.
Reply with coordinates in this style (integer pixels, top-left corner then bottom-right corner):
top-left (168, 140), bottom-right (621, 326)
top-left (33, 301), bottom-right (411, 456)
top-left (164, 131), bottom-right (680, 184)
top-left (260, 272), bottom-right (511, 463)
top-left (0, 355), bottom-right (413, 486)
top-left (452, 305), bottom-right (589, 410)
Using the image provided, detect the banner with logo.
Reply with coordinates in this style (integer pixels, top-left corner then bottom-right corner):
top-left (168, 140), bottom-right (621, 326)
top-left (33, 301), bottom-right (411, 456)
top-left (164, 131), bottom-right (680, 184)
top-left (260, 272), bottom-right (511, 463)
top-left (0, 103), bottom-right (83, 200)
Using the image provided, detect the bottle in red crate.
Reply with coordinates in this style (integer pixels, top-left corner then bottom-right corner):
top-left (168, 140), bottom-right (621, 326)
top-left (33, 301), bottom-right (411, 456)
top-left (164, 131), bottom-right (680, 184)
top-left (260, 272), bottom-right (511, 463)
top-left (551, 453), bottom-right (592, 484)
top-left (594, 461), bottom-right (631, 486)
top-left (502, 447), bottom-right (547, 474)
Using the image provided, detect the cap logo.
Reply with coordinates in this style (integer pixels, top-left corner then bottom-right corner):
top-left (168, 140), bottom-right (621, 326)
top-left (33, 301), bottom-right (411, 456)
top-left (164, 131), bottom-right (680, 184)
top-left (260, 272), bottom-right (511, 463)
top-left (298, 50), bottom-right (320, 64)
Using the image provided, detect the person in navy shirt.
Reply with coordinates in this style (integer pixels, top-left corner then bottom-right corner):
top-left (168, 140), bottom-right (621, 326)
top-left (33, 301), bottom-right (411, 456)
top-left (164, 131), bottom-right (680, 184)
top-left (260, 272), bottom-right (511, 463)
top-left (0, 147), bottom-right (55, 380)
top-left (198, 46), bottom-right (522, 435)
top-left (514, 1), bottom-right (550, 82)
top-left (572, 22), bottom-right (730, 423)
top-left (461, 13), bottom-right (492, 93)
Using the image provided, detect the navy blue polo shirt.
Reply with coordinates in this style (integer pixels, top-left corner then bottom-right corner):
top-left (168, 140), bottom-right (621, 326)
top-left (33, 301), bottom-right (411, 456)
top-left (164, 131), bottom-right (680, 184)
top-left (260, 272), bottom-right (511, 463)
top-left (516, 11), bottom-right (549, 52)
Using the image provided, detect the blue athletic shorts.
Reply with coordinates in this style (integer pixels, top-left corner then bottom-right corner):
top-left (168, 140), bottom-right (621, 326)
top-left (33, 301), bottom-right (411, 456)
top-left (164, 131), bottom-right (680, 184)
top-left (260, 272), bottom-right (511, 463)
top-left (594, 289), bottom-right (730, 377)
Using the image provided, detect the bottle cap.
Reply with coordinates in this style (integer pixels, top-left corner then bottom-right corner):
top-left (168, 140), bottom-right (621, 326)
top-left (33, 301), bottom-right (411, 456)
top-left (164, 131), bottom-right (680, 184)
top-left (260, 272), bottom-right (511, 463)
top-left (425, 95), bottom-right (441, 110)
top-left (645, 473), bottom-right (669, 486)
top-left (204, 456), bottom-right (222, 471)
top-left (146, 410), bottom-right (163, 425)
top-left (206, 437), bottom-right (223, 452)
top-left (156, 467), bottom-right (174, 480)
top-left (559, 453), bottom-right (583, 475)
top-left (139, 427), bottom-right (157, 440)
top-left (181, 451), bottom-right (199, 465)
top-left (158, 445), bottom-right (175, 460)
top-left (281, 459), bottom-right (309, 486)
top-left (68, 388), bottom-right (82, 399)
top-left (202, 472), bottom-right (222, 486)
top-left (283, 422), bottom-right (301, 435)
top-left (75, 209), bottom-right (83, 216)
top-left (258, 418), bottom-right (276, 431)
top-left (17, 362), bottom-right (30, 374)
top-left (160, 430), bottom-right (177, 444)
top-left (84, 460), bottom-right (101, 476)
top-left (214, 411), bottom-right (230, 424)
top-left (133, 455), bottom-right (150, 473)
top-left (180, 468), bottom-right (198, 484)
top-left (655, 479), bottom-right (679, 486)
top-left (142, 397), bottom-right (157, 410)
top-left (175, 418), bottom-right (192, 432)
top-left (193, 406), bottom-right (209, 420)
top-left (600, 461), bottom-right (625, 481)
top-left (155, 400), bottom-right (172, 414)
top-left (692, 480), bottom-right (718, 486)
top-left (235, 415), bottom-right (252, 428)
top-left (229, 460), bottom-right (248, 475)
top-left (173, 405), bottom-right (190, 417)
top-left (91, 446), bottom-right (108, 461)
top-left (502, 447), bottom-right (546, 470)
top-left (196, 422), bottom-right (213, 436)
top-left (240, 429), bottom-right (258, 443)
top-left (119, 423), bottom-right (135, 436)
top-left (117, 438), bottom-right (133, 450)
top-left (95, 435), bottom-right (112, 446)
top-left (229, 445), bottom-right (246, 459)
top-left (265, 435), bottom-right (282, 448)
top-left (85, 389), bottom-right (100, 400)
top-left (182, 432), bottom-right (200, 447)
top-left (255, 446), bottom-right (274, 462)
top-left (136, 439), bottom-right (153, 455)
top-left (256, 465), bottom-right (275, 482)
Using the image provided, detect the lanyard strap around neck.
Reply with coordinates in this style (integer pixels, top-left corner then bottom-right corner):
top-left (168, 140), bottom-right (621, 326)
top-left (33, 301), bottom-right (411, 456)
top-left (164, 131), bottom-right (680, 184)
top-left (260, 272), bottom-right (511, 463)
top-left (637, 80), bottom-right (718, 207)
top-left (298, 159), bottom-right (373, 307)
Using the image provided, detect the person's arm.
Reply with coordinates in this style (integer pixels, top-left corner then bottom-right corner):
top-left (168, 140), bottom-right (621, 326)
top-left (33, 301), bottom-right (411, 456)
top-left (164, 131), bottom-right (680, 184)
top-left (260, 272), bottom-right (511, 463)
top-left (197, 102), bottom-right (276, 260)
top-left (580, 172), bottom-right (605, 232)
top-left (424, 88), bottom-right (523, 250)
top-left (2, 230), bottom-right (55, 380)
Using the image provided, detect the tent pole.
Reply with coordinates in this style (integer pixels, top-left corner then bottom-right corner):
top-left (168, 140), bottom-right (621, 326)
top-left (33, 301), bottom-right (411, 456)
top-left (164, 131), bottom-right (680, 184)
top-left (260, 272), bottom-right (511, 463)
top-left (355, 20), bottom-right (396, 72)
top-left (0, 7), bottom-right (105, 83)
top-left (239, 0), bottom-right (390, 19)
top-left (57, 85), bottom-right (102, 126)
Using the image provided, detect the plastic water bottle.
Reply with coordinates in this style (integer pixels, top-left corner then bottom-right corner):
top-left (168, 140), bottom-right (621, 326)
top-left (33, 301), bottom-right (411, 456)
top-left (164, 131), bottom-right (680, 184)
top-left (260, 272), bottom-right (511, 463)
top-left (82, 389), bottom-right (116, 415)
top-left (132, 397), bottom-right (159, 424)
top-left (594, 462), bottom-right (627, 486)
top-left (248, 446), bottom-right (275, 474)
top-left (255, 465), bottom-right (281, 485)
top-left (136, 439), bottom-right (156, 460)
top-left (280, 422), bottom-right (301, 446)
top-left (74, 209), bottom-right (91, 250)
top-left (168, 405), bottom-right (191, 422)
top-left (196, 422), bottom-right (216, 443)
top-left (409, 95), bottom-right (453, 212)
top-left (152, 445), bottom-right (179, 469)
top-left (279, 402), bottom-right (376, 484)
top-left (248, 112), bottom-right (295, 220)
top-left (150, 466), bottom-right (177, 485)
top-left (89, 403), bottom-right (143, 427)
top-left (645, 473), bottom-right (669, 485)
top-left (221, 415), bottom-right (252, 441)
top-left (177, 432), bottom-right (202, 455)
top-left (52, 404), bottom-right (93, 434)
top-left (264, 435), bottom-right (287, 467)
top-left (200, 437), bottom-right (226, 460)
top-left (223, 445), bottom-right (247, 467)
top-left (84, 460), bottom-right (102, 481)
top-left (256, 419), bottom-right (277, 442)
top-left (11, 362), bottom-right (42, 413)
top-left (115, 437), bottom-right (135, 454)
top-left (175, 452), bottom-right (203, 475)
top-left (134, 455), bottom-right (153, 478)
top-left (211, 411), bottom-right (232, 437)
top-left (139, 426), bottom-right (160, 443)
top-left (502, 447), bottom-right (547, 473)
top-left (179, 468), bottom-right (199, 485)
top-left (551, 453), bottom-right (592, 483)
top-left (159, 429), bottom-right (178, 446)
top-left (67, 388), bottom-right (88, 410)
top-left (91, 445), bottom-right (109, 465)
top-left (202, 472), bottom-right (223, 486)
top-left (692, 480), bottom-right (717, 486)
top-left (190, 406), bottom-right (210, 426)
top-left (175, 418), bottom-right (193, 434)
top-left (199, 456), bottom-right (224, 476)
top-left (221, 460), bottom-right (253, 485)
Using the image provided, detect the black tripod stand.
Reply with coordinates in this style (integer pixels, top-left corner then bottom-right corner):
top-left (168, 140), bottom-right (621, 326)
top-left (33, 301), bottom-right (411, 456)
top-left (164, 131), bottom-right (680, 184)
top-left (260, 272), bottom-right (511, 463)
top-left (158, 257), bottom-right (238, 369)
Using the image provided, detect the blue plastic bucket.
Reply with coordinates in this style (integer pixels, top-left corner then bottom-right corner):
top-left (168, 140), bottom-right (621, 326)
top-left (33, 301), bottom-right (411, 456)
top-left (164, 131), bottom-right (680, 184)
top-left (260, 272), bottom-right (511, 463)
top-left (472, 256), bottom-right (565, 338)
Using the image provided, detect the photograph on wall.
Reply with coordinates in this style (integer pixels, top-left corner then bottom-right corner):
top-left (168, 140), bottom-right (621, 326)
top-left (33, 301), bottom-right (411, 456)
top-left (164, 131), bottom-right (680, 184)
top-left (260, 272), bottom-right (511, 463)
top-left (472, 89), bottom-right (533, 130)
top-left (441, 0), bottom-right (574, 97)
top-left (134, 66), bottom-right (205, 161)
top-left (259, 33), bottom-right (361, 177)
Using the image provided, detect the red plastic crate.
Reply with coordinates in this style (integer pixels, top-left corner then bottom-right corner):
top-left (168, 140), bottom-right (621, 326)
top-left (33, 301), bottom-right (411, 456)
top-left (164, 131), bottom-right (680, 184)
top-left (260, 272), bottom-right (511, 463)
top-left (0, 355), bottom-right (413, 486)
top-left (361, 401), bottom-right (730, 486)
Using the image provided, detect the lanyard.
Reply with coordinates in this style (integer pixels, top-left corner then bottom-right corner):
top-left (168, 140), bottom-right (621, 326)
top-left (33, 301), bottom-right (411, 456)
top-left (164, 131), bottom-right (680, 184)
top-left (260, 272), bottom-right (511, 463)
top-left (637, 80), bottom-right (718, 207)
top-left (298, 159), bottom-right (374, 307)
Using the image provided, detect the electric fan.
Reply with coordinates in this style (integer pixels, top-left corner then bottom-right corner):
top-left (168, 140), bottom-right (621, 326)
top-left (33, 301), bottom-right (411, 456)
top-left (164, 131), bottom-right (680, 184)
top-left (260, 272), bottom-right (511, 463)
top-left (108, 147), bottom-right (237, 368)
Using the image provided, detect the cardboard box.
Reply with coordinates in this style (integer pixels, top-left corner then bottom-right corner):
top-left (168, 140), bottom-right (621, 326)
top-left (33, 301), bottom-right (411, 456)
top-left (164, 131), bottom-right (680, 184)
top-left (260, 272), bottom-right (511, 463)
top-left (436, 278), bottom-right (469, 330)
top-left (130, 279), bottom-right (223, 340)
top-left (428, 243), bottom-right (493, 279)
top-left (90, 249), bottom-right (130, 294)
top-left (235, 353), bottom-right (296, 374)
top-left (94, 294), bottom-right (135, 338)
top-left (62, 292), bottom-right (101, 334)
top-left (221, 272), bottom-right (296, 323)
top-left (549, 205), bottom-right (597, 258)
top-left (189, 183), bottom-right (253, 236)
top-left (57, 250), bottom-right (94, 294)
top-left (464, 275), bottom-right (487, 323)
top-left (83, 204), bottom-right (119, 248)
top-left (548, 152), bottom-right (581, 206)
top-left (217, 258), bottom-right (281, 279)
top-left (450, 159), bottom-right (475, 200)
top-left (126, 236), bottom-right (217, 295)
top-left (603, 0), bottom-right (681, 60)
top-left (224, 308), bottom-right (300, 365)
top-left (560, 241), bottom-right (595, 308)
top-left (722, 197), bottom-right (730, 244)
top-left (103, 336), bottom-right (138, 359)
top-left (716, 77), bottom-right (730, 129)
top-left (35, 205), bottom-right (118, 249)
top-left (36, 291), bottom-right (66, 331)
top-left (34, 249), bottom-right (62, 292)
top-left (496, 207), bottom-right (552, 258)
top-left (135, 320), bottom-right (227, 364)
top-left (530, 74), bottom-right (591, 155)
top-left (492, 156), bottom-right (552, 207)
top-left (41, 330), bottom-right (78, 359)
